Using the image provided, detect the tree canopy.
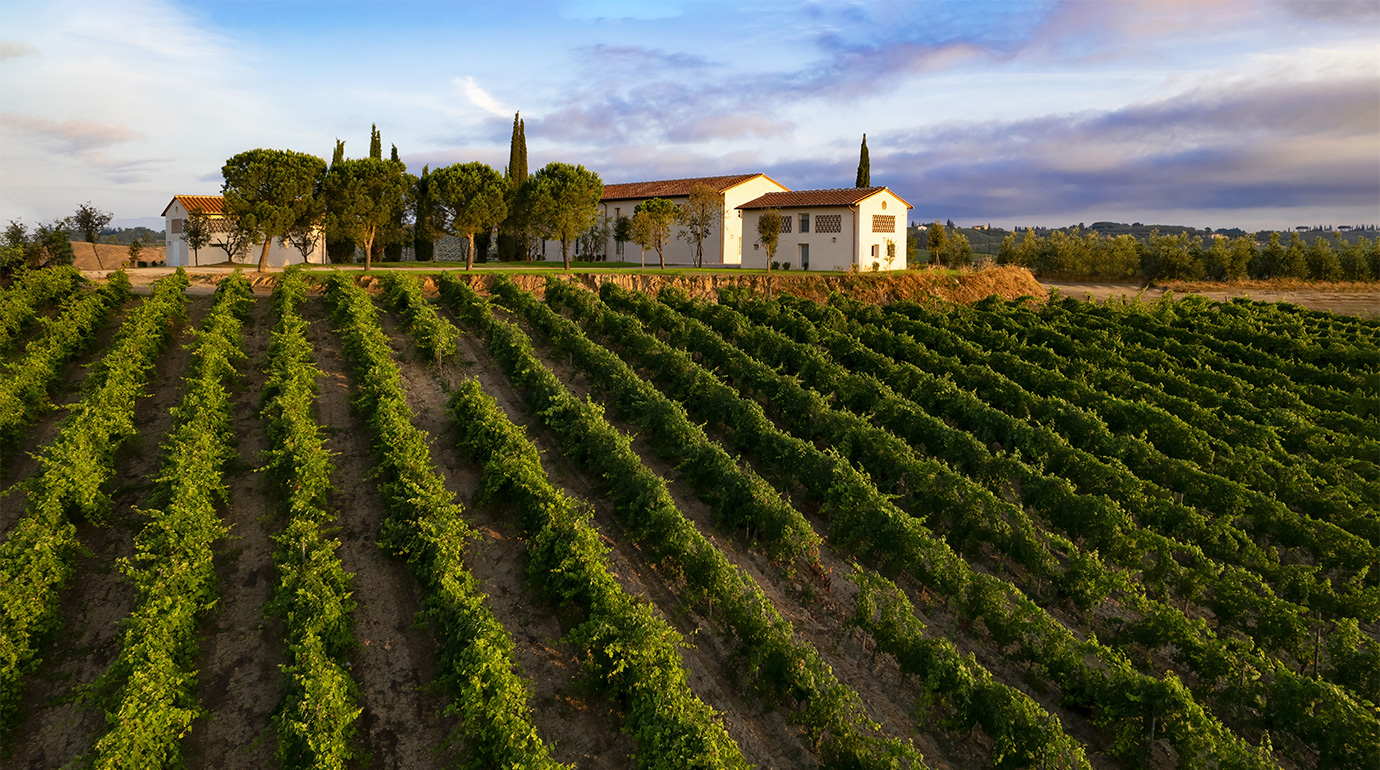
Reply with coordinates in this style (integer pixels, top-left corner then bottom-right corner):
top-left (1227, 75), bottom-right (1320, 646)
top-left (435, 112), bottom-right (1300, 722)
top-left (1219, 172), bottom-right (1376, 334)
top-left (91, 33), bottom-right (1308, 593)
top-left (70, 202), bottom-right (112, 244)
top-left (182, 210), bottom-right (213, 264)
top-left (222, 148), bottom-right (327, 271)
top-left (632, 198), bottom-right (678, 270)
top-left (528, 162), bottom-right (602, 270)
top-left (756, 209), bottom-right (782, 274)
top-left (677, 183), bottom-right (721, 268)
top-left (432, 161), bottom-right (508, 270)
top-left (322, 156), bottom-right (408, 270)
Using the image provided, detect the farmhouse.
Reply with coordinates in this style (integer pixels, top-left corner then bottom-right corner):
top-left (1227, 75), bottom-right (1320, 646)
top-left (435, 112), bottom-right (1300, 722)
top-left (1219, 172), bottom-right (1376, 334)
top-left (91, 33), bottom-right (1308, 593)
top-left (581, 173), bottom-right (787, 266)
top-left (738, 187), bottom-right (912, 272)
top-left (162, 195), bottom-right (326, 268)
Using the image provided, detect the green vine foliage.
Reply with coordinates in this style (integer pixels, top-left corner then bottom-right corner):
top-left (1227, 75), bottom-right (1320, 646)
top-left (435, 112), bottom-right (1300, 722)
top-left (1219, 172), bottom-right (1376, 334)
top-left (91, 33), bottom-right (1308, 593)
top-left (0, 269), bottom-right (188, 742)
top-left (89, 271), bottom-right (250, 769)
top-left (261, 268), bottom-right (363, 769)
top-left (0, 264), bottom-right (83, 352)
top-left (324, 274), bottom-right (567, 770)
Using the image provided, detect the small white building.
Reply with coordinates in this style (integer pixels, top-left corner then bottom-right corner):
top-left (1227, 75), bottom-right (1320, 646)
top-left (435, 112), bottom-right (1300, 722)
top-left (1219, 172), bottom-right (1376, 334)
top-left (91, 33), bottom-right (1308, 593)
top-left (737, 187), bottom-right (912, 272)
top-left (162, 195), bottom-right (326, 268)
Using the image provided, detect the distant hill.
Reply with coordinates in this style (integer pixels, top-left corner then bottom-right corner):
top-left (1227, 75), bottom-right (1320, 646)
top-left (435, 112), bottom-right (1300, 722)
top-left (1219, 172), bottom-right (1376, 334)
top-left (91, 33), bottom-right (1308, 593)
top-left (907, 221), bottom-right (1380, 257)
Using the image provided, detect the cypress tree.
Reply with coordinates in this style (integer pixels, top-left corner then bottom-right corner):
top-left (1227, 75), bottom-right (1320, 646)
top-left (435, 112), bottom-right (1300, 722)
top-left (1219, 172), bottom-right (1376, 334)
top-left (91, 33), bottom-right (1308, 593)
top-left (855, 133), bottom-right (870, 187)
top-left (414, 165), bottom-right (434, 262)
top-left (517, 118), bottom-right (527, 183)
top-left (370, 124), bottom-right (382, 160)
top-left (500, 113), bottom-right (530, 261)
top-left (390, 144), bottom-right (399, 163)
top-left (507, 112), bottom-right (522, 184)
top-left (331, 139), bottom-right (345, 166)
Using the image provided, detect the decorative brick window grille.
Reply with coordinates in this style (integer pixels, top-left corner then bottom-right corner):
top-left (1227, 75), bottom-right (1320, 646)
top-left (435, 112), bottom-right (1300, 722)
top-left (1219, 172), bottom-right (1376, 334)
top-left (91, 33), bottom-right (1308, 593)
top-left (872, 215), bottom-right (896, 233)
top-left (816, 214), bottom-right (841, 233)
top-left (779, 216), bottom-right (792, 233)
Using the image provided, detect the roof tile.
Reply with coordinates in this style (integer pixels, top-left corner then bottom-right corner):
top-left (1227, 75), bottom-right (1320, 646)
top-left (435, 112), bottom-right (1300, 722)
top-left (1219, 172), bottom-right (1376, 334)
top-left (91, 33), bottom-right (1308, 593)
top-left (737, 186), bottom-right (912, 210)
top-left (601, 174), bottom-right (774, 201)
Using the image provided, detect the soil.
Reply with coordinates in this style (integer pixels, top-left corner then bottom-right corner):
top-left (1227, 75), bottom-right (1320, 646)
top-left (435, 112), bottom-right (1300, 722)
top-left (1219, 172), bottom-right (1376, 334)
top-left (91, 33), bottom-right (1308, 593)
top-left (69, 242), bottom-right (167, 272)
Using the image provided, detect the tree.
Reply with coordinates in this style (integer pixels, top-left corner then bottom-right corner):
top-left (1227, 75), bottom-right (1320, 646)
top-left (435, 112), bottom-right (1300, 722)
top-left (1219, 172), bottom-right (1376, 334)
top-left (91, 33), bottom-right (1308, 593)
top-left (578, 213), bottom-right (612, 260)
top-left (210, 211), bottom-right (255, 263)
top-left (939, 231), bottom-right (973, 267)
top-left (631, 198), bottom-right (678, 269)
top-left (928, 221), bottom-right (948, 254)
top-left (70, 201), bottom-right (112, 244)
top-left (32, 219), bottom-right (73, 267)
top-left (369, 124), bottom-right (382, 160)
top-left (412, 166), bottom-right (438, 262)
top-left (756, 209), bottom-right (782, 277)
top-left (432, 161), bottom-right (508, 271)
top-left (222, 148), bottom-right (327, 271)
top-left (613, 214), bottom-right (632, 261)
top-left (855, 133), bottom-right (870, 187)
top-left (4, 219), bottom-right (28, 250)
top-left (323, 156), bottom-right (408, 271)
top-left (331, 139), bottom-right (345, 166)
top-left (1278, 233), bottom-right (1308, 279)
top-left (501, 114), bottom-right (533, 261)
top-left (1306, 236), bottom-right (1342, 281)
top-left (528, 162), bottom-right (602, 270)
top-left (182, 210), bottom-right (213, 264)
top-left (127, 238), bottom-right (143, 265)
top-left (677, 183), bottom-right (721, 268)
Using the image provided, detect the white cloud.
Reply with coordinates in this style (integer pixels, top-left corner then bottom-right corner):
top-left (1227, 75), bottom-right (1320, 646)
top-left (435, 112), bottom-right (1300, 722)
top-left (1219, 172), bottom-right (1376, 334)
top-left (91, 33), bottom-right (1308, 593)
top-left (0, 41), bottom-right (38, 60)
top-left (457, 75), bottom-right (513, 117)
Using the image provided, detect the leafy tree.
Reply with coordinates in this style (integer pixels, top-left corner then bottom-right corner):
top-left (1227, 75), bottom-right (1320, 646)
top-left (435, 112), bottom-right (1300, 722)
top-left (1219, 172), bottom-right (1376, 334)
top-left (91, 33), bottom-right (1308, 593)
top-left (412, 165), bottom-right (437, 262)
top-left (4, 219), bottom-right (28, 250)
top-left (222, 148), bottom-right (327, 271)
top-left (126, 238), bottom-right (143, 265)
top-left (578, 213), bottom-right (612, 260)
top-left (0, 244), bottom-right (24, 277)
top-left (528, 162), bottom-right (602, 270)
top-left (210, 211), bottom-right (255, 262)
top-left (677, 183), bottom-right (721, 268)
top-left (323, 156), bottom-right (408, 270)
top-left (855, 133), bottom-right (870, 187)
top-left (939, 231), bottom-right (973, 267)
top-left (631, 198), bottom-right (678, 269)
top-left (432, 161), bottom-right (508, 271)
top-left (1278, 233), bottom-right (1308, 279)
top-left (756, 209), bottom-right (782, 276)
top-left (182, 210), bottom-right (213, 264)
top-left (613, 214), bottom-right (632, 261)
top-left (1306, 236), bottom-right (1342, 281)
top-left (32, 219), bottom-right (73, 267)
top-left (1226, 235), bottom-right (1254, 280)
top-left (1255, 232), bottom-right (1284, 277)
top-left (70, 201), bottom-right (112, 244)
top-left (1337, 236), bottom-right (1372, 281)
top-left (928, 221), bottom-right (947, 254)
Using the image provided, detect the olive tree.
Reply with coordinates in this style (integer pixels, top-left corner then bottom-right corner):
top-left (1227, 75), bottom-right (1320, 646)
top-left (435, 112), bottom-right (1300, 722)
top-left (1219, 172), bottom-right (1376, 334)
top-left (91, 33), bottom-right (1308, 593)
top-left (631, 198), bottom-right (678, 269)
top-left (677, 183), bottom-right (721, 268)
top-left (432, 161), bottom-right (508, 271)
top-left (182, 210), bottom-right (213, 264)
top-left (222, 148), bottom-right (327, 271)
top-left (756, 209), bottom-right (782, 275)
top-left (70, 202), bottom-right (113, 244)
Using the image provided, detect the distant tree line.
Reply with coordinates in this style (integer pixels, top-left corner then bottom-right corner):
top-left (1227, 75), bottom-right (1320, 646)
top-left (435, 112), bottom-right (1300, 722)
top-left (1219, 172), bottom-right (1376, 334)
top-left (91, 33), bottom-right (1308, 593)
top-left (215, 115), bottom-right (605, 272)
top-left (996, 227), bottom-right (1380, 282)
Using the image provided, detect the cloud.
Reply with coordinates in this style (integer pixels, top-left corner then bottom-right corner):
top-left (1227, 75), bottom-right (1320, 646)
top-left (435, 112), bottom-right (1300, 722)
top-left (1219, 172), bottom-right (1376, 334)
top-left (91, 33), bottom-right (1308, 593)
top-left (457, 75), bottom-right (514, 117)
top-left (879, 76), bottom-right (1380, 225)
top-left (581, 44), bottom-right (711, 72)
top-left (0, 41), bottom-right (38, 60)
top-left (0, 113), bottom-right (143, 159)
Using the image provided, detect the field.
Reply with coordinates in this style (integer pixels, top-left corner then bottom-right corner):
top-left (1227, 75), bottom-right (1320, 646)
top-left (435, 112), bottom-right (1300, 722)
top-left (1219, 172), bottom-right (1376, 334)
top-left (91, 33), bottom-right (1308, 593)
top-left (1, 266), bottom-right (1376, 770)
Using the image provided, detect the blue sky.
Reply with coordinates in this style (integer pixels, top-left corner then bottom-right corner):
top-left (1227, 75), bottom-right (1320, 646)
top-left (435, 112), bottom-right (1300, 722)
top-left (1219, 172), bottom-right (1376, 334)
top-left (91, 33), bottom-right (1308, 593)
top-left (1, 0), bottom-right (1376, 233)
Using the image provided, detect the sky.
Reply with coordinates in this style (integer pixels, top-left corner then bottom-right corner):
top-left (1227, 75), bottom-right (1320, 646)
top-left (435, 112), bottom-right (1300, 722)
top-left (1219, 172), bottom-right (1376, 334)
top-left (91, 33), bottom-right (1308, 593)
top-left (1, 0), bottom-right (1377, 233)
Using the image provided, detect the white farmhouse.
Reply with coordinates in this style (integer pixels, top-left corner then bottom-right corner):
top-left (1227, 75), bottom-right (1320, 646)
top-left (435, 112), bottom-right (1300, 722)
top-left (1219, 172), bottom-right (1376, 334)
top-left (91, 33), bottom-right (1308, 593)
top-left (162, 195), bottom-right (326, 268)
top-left (548, 173), bottom-right (787, 266)
top-left (737, 187), bottom-right (912, 272)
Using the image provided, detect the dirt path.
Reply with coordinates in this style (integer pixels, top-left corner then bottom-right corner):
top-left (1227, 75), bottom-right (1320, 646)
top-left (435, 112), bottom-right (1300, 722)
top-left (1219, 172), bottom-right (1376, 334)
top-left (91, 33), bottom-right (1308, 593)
top-left (6, 296), bottom-right (209, 768)
top-left (182, 295), bottom-right (286, 769)
top-left (300, 297), bottom-right (456, 770)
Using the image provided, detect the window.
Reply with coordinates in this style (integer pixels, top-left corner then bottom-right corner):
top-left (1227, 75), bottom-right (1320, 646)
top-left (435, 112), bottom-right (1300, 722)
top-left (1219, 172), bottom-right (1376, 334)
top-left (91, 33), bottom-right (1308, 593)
top-left (872, 215), bottom-right (896, 233)
top-left (170, 218), bottom-right (183, 234)
top-left (871, 244), bottom-right (879, 258)
top-left (816, 214), bottom-right (841, 233)
top-left (800, 213), bottom-right (810, 233)
top-left (799, 243), bottom-right (809, 270)
top-left (780, 215), bottom-right (792, 233)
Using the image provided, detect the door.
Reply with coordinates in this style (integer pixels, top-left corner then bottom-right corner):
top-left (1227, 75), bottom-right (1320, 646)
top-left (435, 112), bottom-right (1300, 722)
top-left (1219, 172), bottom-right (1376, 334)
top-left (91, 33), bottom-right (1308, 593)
top-left (799, 243), bottom-right (809, 270)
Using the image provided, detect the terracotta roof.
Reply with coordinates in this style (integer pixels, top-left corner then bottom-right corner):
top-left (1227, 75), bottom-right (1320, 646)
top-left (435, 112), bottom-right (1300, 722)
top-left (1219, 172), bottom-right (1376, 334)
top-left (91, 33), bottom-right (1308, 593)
top-left (601, 174), bottom-right (779, 202)
top-left (737, 186), bottom-right (913, 211)
top-left (161, 195), bottom-right (226, 217)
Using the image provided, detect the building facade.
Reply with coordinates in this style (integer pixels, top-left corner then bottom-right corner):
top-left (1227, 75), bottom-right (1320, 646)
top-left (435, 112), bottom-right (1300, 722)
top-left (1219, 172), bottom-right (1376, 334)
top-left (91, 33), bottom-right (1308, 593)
top-left (162, 195), bottom-right (326, 268)
top-left (737, 187), bottom-right (912, 272)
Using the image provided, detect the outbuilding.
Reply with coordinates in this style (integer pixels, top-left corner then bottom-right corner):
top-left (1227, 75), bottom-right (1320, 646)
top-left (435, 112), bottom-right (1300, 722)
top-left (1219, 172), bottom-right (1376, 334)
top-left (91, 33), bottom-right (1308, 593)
top-left (737, 187), bottom-right (912, 272)
top-left (162, 195), bottom-right (326, 267)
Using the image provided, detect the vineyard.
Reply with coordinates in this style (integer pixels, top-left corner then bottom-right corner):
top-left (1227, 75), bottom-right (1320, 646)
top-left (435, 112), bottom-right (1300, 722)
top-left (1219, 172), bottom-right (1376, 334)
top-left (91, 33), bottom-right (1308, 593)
top-left (0, 266), bottom-right (1376, 770)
